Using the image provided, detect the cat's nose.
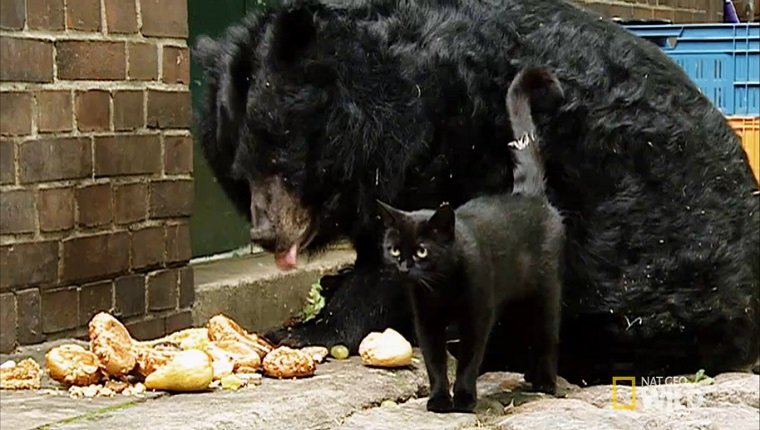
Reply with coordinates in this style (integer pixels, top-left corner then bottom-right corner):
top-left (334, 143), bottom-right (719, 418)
top-left (399, 261), bottom-right (409, 273)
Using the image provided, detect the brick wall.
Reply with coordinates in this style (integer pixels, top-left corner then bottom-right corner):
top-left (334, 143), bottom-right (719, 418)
top-left (0, 0), bottom-right (194, 353)
top-left (576, 0), bottom-right (723, 22)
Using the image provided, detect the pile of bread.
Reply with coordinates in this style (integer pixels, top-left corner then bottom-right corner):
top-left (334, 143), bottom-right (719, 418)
top-left (44, 312), bottom-right (317, 392)
top-left (1, 312), bottom-right (415, 394)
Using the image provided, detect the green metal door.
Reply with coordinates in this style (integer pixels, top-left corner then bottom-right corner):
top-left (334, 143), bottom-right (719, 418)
top-left (188, 0), bottom-right (265, 257)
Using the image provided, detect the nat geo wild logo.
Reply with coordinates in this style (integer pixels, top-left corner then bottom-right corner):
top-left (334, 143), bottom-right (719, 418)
top-left (611, 370), bottom-right (714, 411)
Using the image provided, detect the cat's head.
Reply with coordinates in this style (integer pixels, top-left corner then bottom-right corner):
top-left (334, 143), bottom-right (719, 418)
top-left (376, 200), bottom-right (457, 286)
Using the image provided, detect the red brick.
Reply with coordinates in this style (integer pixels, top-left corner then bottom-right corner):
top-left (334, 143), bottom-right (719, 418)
top-left (57, 41), bottom-right (126, 80)
top-left (1, 92), bottom-right (32, 136)
top-left (128, 43), bottom-right (158, 81)
top-left (16, 288), bottom-right (44, 344)
top-left (94, 135), bottom-right (161, 176)
top-left (0, 37), bottom-right (54, 83)
top-left (140, 0), bottom-right (188, 38)
top-left (37, 91), bottom-right (73, 133)
top-left (692, 10), bottom-right (707, 22)
top-left (27, 0), bottom-right (65, 30)
top-left (0, 241), bottom-right (58, 291)
top-left (79, 280), bottom-right (113, 325)
top-left (581, 2), bottom-right (610, 16)
top-left (149, 180), bottom-right (192, 218)
top-left (148, 269), bottom-right (177, 311)
top-left (76, 90), bottom-right (111, 132)
top-left (132, 226), bottom-right (165, 269)
top-left (126, 317), bottom-right (165, 341)
top-left (0, 292), bottom-right (17, 352)
top-left (41, 287), bottom-right (79, 333)
top-left (166, 222), bottom-right (191, 263)
top-left (178, 266), bottom-right (194, 309)
top-left (62, 232), bottom-right (129, 283)
top-left (0, 139), bottom-right (14, 184)
top-left (105, 0), bottom-right (137, 33)
top-left (162, 46), bottom-right (190, 84)
top-left (66, 0), bottom-right (101, 31)
top-left (113, 90), bottom-right (144, 131)
top-left (608, 4), bottom-right (634, 17)
top-left (0, 0), bottom-right (25, 30)
top-left (147, 90), bottom-right (191, 129)
top-left (0, 189), bottom-right (35, 234)
top-left (165, 310), bottom-right (192, 333)
top-left (674, 9), bottom-right (694, 22)
top-left (164, 135), bottom-right (193, 174)
top-left (76, 183), bottom-right (113, 227)
top-left (38, 188), bottom-right (75, 232)
top-left (114, 182), bottom-right (147, 224)
top-left (633, 6), bottom-right (654, 18)
top-left (38, 187), bottom-right (75, 232)
top-left (114, 274), bottom-right (145, 318)
top-left (653, 7), bottom-right (676, 20)
top-left (19, 137), bottom-right (92, 183)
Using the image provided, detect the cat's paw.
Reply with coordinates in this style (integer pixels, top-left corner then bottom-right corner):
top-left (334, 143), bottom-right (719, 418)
top-left (531, 381), bottom-right (556, 395)
top-left (523, 368), bottom-right (534, 384)
top-left (426, 394), bottom-right (453, 413)
top-left (530, 374), bottom-right (557, 395)
top-left (452, 392), bottom-right (477, 413)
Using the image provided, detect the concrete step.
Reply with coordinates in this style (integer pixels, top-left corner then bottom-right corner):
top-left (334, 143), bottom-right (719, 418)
top-left (190, 247), bottom-right (356, 333)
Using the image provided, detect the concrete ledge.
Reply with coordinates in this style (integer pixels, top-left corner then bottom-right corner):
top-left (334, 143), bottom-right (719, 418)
top-left (191, 247), bottom-right (356, 333)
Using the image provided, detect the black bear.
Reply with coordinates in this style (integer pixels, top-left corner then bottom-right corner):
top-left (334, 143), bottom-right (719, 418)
top-left (194, 0), bottom-right (759, 383)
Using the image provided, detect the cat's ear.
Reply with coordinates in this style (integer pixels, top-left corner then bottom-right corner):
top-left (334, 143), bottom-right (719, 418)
top-left (426, 203), bottom-right (455, 241)
top-left (376, 200), bottom-right (401, 227)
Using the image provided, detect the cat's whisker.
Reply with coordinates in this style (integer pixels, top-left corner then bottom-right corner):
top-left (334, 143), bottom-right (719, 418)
top-left (428, 273), bottom-right (447, 283)
top-left (418, 278), bottom-right (435, 292)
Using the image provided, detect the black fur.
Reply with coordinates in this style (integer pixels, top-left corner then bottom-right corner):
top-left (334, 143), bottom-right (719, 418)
top-left (195, 0), bottom-right (760, 383)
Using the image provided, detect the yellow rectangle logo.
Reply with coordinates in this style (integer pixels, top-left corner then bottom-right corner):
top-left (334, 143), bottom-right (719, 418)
top-left (612, 376), bottom-right (636, 410)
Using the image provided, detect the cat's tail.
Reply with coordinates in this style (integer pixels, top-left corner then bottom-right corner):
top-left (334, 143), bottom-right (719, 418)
top-left (506, 67), bottom-right (564, 197)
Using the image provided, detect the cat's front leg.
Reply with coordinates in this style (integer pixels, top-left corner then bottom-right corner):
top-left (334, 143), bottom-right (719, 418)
top-left (412, 296), bottom-right (452, 412)
top-left (452, 312), bottom-right (491, 412)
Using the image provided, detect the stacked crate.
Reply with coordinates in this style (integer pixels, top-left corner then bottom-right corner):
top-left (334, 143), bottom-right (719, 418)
top-left (626, 24), bottom-right (760, 183)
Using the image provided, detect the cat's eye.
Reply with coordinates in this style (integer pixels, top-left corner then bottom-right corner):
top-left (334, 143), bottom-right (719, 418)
top-left (416, 246), bottom-right (428, 259)
top-left (390, 247), bottom-right (400, 257)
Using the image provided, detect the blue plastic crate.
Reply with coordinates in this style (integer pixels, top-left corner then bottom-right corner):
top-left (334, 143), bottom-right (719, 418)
top-left (625, 24), bottom-right (759, 116)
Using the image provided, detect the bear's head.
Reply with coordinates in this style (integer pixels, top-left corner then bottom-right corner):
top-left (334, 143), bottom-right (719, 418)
top-left (194, 0), bottom-right (431, 270)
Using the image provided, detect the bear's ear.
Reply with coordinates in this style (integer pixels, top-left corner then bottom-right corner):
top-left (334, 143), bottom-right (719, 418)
top-left (376, 200), bottom-right (402, 227)
top-left (192, 35), bottom-right (221, 71)
top-left (214, 28), bottom-right (255, 133)
top-left (425, 204), bottom-right (455, 242)
top-left (272, 2), bottom-right (318, 63)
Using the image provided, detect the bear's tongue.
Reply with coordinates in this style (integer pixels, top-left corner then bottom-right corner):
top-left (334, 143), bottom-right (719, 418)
top-left (275, 244), bottom-right (298, 271)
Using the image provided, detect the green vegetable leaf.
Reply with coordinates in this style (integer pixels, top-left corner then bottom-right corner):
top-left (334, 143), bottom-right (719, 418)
top-left (300, 281), bottom-right (325, 322)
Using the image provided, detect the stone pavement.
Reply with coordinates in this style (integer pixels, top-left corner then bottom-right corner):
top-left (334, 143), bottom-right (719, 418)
top-left (1, 348), bottom-right (758, 430)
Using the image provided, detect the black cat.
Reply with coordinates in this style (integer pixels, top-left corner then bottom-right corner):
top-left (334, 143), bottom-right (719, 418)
top-left (377, 68), bottom-right (565, 413)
